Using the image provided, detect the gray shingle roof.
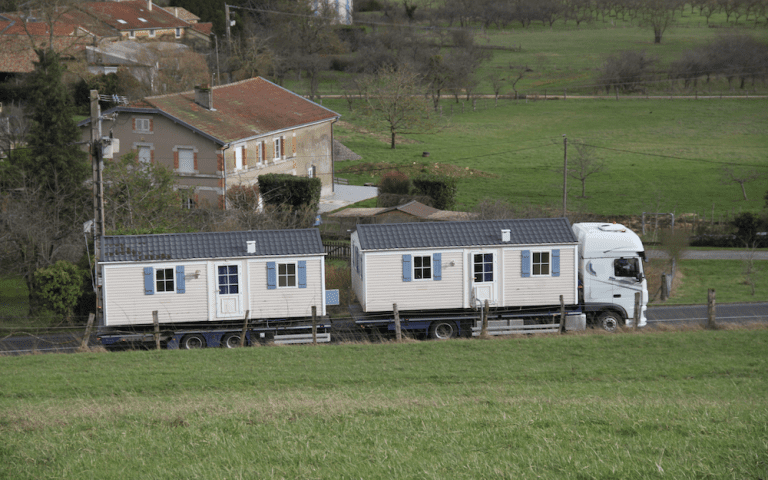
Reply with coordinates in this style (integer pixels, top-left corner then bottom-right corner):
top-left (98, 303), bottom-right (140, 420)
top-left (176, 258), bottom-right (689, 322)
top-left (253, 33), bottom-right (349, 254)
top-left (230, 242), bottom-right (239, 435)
top-left (356, 218), bottom-right (577, 251)
top-left (101, 229), bottom-right (324, 263)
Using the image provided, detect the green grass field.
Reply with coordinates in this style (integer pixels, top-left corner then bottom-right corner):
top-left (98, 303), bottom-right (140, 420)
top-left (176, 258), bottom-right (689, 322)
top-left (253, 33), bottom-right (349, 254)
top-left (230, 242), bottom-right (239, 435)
top-left (1, 329), bottom-right (766, 479)
top-left (329, 97), bottom-right (768, 217)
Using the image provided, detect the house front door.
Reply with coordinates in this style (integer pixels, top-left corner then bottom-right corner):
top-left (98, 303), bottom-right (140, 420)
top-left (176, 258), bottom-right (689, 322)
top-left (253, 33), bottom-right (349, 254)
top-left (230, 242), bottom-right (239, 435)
top-left (216, 263), bottom-right (244, 318)
top-left (469, 251), bottom-right (497, 308)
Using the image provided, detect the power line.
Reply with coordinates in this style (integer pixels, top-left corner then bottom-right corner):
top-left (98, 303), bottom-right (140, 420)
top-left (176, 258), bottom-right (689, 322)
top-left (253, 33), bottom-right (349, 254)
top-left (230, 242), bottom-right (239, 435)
top-left (578, 142), bottom-right (768, 168)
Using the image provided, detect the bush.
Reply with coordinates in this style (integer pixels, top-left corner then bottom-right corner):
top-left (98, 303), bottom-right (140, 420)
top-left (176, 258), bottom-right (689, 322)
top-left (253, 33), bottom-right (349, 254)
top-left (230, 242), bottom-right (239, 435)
top-left (597, 50), bottom-right (657, 93)
top-left (30, 261), bottom-right (87, 322)
top-left (258, 174), bottom-right (322, 213)
top-left (412, 174), bottom-right (458, 210)
top-left (378, 171), bottom-right (412, 195)
top-left (226, 184), bottom-right (260, 211)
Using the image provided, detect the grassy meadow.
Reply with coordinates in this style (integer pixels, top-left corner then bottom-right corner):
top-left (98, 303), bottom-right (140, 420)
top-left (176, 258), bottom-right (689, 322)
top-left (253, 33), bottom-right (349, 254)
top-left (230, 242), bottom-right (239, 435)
top-left (1, 329), bottom-right (767, 479)
top-left (329, 97), bottom-right (768, 217)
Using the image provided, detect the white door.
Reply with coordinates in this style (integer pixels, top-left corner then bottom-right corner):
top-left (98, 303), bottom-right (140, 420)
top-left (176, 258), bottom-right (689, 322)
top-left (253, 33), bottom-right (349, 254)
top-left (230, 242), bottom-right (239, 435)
top-left (470, 251), bottom-right (497, 307)
top-left (216, 263), bottom-right (243, 318)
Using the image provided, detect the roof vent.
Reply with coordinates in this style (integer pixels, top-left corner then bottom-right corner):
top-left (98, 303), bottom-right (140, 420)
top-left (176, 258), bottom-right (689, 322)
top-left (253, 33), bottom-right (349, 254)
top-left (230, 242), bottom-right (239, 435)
top-left (246, 240), bottom-right (256, 254)
top-left (194, 84), bottom-right (214, 110)
top-left (501, 229), bottom-right (511, 242)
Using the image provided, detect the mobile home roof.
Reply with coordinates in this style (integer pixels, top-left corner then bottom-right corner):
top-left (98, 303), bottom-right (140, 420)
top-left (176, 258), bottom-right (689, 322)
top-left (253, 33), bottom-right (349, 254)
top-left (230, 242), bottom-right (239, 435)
top-left (356, 218), bottom-right (577, 251)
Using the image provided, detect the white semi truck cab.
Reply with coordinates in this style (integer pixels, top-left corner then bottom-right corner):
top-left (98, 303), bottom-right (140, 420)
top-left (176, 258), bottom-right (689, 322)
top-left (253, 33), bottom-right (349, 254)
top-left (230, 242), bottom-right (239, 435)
top-left (572, 222), bottom-right (648, 331)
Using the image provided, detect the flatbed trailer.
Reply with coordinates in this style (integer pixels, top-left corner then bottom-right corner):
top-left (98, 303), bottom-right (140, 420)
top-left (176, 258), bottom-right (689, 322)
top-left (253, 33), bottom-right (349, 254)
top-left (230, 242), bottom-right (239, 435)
top-left (351, 305), bottom-right (586, 340)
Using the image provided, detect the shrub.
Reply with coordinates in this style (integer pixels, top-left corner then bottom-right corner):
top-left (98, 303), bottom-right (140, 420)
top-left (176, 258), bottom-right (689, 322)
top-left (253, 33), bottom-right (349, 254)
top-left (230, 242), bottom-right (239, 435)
top-left (412, 174), bottom-right (458, 210)
top-left (378, 171), bottom-right (412, 195)
top-left (258, 174), bottom-right (322, 212)
top-left (597, 50), bottom-right (657, 93)
top-left (31, 261), bottom-right (86, 323)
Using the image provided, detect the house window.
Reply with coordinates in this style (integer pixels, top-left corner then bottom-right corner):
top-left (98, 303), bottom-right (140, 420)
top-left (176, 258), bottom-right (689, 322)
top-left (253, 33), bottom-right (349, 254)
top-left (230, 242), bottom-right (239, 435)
top-left (257, 142), bottom-right (264, 166)
top-left (308, 165), bottom-right (316, 178)
top-left (532, 252), bottom-right (550, 276)
top-left (156, 268), bottom-right (174, 292)
top-left (235, 145), bottom-right (244, 170)
top-left (137, 145), bottom-right (152, 164)
top-left (473, 253), bottom-right (493, 283)
top-left (180, 189), bottom-right (196, 209)
top-left (135, 118), bottom-right (151, 133)
top-left (274, 137), bottom-right (282, 161)
top-left (175, 27), bottom-right (181, 38)
top-left (129, 30), bottom-right (135, 38)
top-left (218, 265), bottom-right (239, 294)
top-left (178, 147), bottom-right (194, 173)
top-left (149, 29), bottom-right (155, 37)
top-left (278, 263), bottom-right (296, 287)
top-left (413, 255), bottom-right (431, 280)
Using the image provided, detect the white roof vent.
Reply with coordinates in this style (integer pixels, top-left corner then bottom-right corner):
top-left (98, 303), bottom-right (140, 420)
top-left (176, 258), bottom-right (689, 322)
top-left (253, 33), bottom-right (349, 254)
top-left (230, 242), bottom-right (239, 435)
top-left (246, 240), bottom-right (256, 254)
top-left (501, 229), bottom-right (511, 242)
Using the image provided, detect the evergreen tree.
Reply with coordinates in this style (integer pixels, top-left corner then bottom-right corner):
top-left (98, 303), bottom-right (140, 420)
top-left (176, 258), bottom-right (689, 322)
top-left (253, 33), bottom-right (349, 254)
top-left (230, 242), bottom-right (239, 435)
top-left (24, 49), bottom-right (89, 195)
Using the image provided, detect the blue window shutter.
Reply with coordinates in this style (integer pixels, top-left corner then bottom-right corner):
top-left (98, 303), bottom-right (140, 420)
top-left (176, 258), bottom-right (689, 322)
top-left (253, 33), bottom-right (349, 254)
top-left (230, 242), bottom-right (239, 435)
top-left (521, 250), bottom-right (531, 278)
top-left (552, 250), bottom-right (560, 277)
top-left (298, 261), bottom-right (307, 288)
top-left (144, 267), bottom-right (155, 295)
top-left (433, 253), bottom-right (442, 281)
top-left (267, 262), bottom-right (276, 290)
top-left (176, 265), bottom-right (185, 293)
top-left (354, 246), bottom-right (359, 274)
top-left (402, 254), bottom-right (412, 282)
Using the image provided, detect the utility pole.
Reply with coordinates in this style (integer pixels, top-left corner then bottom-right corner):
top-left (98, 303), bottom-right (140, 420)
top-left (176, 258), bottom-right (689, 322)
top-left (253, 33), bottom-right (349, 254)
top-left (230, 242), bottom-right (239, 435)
top-left (562, 134), bottom-right (567, 218)
top-left (89, 90), bottom-right (105, 326)
top-left (224, 4), bottom-right (232, 49)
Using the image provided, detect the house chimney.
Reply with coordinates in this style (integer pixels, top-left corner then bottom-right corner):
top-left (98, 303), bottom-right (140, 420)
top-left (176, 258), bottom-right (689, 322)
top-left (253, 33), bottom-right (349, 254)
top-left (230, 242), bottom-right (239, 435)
top-left (194, 84), bottom-right (214, 110)
top-left (247, 241), bottom-right (256, 254)
top-left (147, 0), bottom-right (152, 11)
top-left (501, 229), bottom-right (511, 242)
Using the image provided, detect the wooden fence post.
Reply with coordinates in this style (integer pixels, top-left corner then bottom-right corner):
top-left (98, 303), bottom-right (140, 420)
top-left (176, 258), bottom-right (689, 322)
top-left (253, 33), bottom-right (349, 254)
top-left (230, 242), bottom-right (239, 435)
top-left (393, 303), bottom-right (402, 342)
top-left (312, 306), bottom-right (317, 345)
top-left (153, 310), bottom-right (160, 350)
top-left (80, 313), bottom-right (95, 350)
top-left (633, 292), bottom-right (640, 331)
top-left (240, 310), bottom-right (250, 347)
top-left (661, 274), bottom-right (668, 301)
top-left (707, 289), bottom-right (716, 329)
top-left (559, 295), bottom-right (565, 334)
top-left (480, 300), bottom-right (489, 338)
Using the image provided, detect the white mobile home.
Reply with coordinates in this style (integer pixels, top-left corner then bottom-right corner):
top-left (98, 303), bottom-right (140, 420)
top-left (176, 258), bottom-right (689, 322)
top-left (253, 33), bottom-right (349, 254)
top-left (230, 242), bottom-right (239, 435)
top-left (350, 218), bottom-right (579, 313)
top-left (100, 229), bottom-right (328, 327)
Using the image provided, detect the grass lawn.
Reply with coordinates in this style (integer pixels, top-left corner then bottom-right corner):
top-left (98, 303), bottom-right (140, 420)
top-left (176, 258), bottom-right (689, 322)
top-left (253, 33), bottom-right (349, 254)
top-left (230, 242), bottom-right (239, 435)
top-left (1, 329), bottom-right (766, 479)
top-left (330, 97), bottom-right (768, 217)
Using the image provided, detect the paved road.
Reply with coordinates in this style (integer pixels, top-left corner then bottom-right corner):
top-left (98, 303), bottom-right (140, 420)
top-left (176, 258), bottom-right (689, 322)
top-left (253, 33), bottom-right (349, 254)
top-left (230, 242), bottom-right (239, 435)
top-left (647, 250), bottom-right (768, 260)
top-left (646, 302), bottom-right (768, 326)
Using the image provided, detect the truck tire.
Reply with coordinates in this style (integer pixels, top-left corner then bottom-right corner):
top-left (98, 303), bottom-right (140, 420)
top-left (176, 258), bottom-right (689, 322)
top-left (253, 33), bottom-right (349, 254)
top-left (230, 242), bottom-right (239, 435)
top-left (180, 334), bottom-right (206, 349)
top-left (597, 311), bottom-right (622, 332)
top-left (429, 321), bottom-right (457, 340)
top-left (221, 333), bottom-right (244, 348)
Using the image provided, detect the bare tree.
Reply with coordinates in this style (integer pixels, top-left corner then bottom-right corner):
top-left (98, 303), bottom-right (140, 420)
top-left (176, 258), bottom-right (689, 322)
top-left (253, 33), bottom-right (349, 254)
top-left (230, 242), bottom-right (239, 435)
top-left (566, 142), bottom-right (605, 198)
top-left (487, 69), bottom-right (507, 106)
top-left (720, 166), bottom-right (764, 201)
top-left (0, 104), bottom-right (30, 163)
top-left (641, 0), bottom-right (679, 44)
top-left (358, 65), bottom-right (439, 149)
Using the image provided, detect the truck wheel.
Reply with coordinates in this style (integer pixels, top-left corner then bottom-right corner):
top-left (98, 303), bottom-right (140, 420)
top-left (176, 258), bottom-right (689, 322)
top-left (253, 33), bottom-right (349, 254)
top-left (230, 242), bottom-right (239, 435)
top-left (221, 333), bottom-right (244, 348)
top-left (429, 321), bottom-right (456, 340)
top-left (597, 311), bottom-right (622, 332)
top-left (180, 334), bottom-right (206, 349)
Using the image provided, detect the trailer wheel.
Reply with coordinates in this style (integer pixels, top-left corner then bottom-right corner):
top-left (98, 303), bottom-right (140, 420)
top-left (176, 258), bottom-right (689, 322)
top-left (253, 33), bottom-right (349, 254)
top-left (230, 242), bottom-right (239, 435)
top-left (597, 311), bottom-right (622, 332)
top-left (180, 334), bottom-right (206, 349)
top-left (221, 333), bottom-right (245, 348)
top-left (429, 321), bottom-right (456, 340)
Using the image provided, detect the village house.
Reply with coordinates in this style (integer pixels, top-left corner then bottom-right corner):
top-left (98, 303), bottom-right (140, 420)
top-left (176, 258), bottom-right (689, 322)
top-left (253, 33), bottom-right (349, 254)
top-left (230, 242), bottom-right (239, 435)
top-left (79, 77), bottom-right (341, 209)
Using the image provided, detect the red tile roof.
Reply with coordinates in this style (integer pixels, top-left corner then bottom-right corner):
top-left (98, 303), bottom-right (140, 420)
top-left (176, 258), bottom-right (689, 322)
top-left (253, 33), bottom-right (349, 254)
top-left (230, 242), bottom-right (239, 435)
top-left (141, 77), bottom-right (340, 143)
top-left (82, 1), bottom-right (188, 31)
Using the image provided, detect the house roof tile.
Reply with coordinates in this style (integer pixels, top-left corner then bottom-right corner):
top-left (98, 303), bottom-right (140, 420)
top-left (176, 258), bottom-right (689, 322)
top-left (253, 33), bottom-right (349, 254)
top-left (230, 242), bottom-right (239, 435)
top-left (356, 218), bottom-right (577, 251)
top-left (82, 1), bottom-right (189, 31)
top-left (141, 77), bottom-right (340, 143)
top-left (101, 229), bottom-right (324, 263)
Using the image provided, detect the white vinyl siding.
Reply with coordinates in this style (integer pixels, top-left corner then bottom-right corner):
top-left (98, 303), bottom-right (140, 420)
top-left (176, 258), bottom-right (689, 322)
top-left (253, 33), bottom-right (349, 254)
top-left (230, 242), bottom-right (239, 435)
top-left (248, 258), bottom-right (323, 318)
top-left (362, 251), bottom-right (462, 312)
top-left (103, 263), bottom-right (207, 326)
top-left (503, 247), bottom-right (576, 306)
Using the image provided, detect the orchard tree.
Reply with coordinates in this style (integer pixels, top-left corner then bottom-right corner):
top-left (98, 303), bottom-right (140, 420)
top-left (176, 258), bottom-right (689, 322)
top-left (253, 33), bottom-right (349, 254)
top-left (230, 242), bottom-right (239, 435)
top-left (566, 141), bottom-right (605, 198)
top-left (642, 0), bottom-right (678, 44)
top-left (358, 65), bottom-right (439, 149)
top-left (720, 166), bottom-right (764, 201)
